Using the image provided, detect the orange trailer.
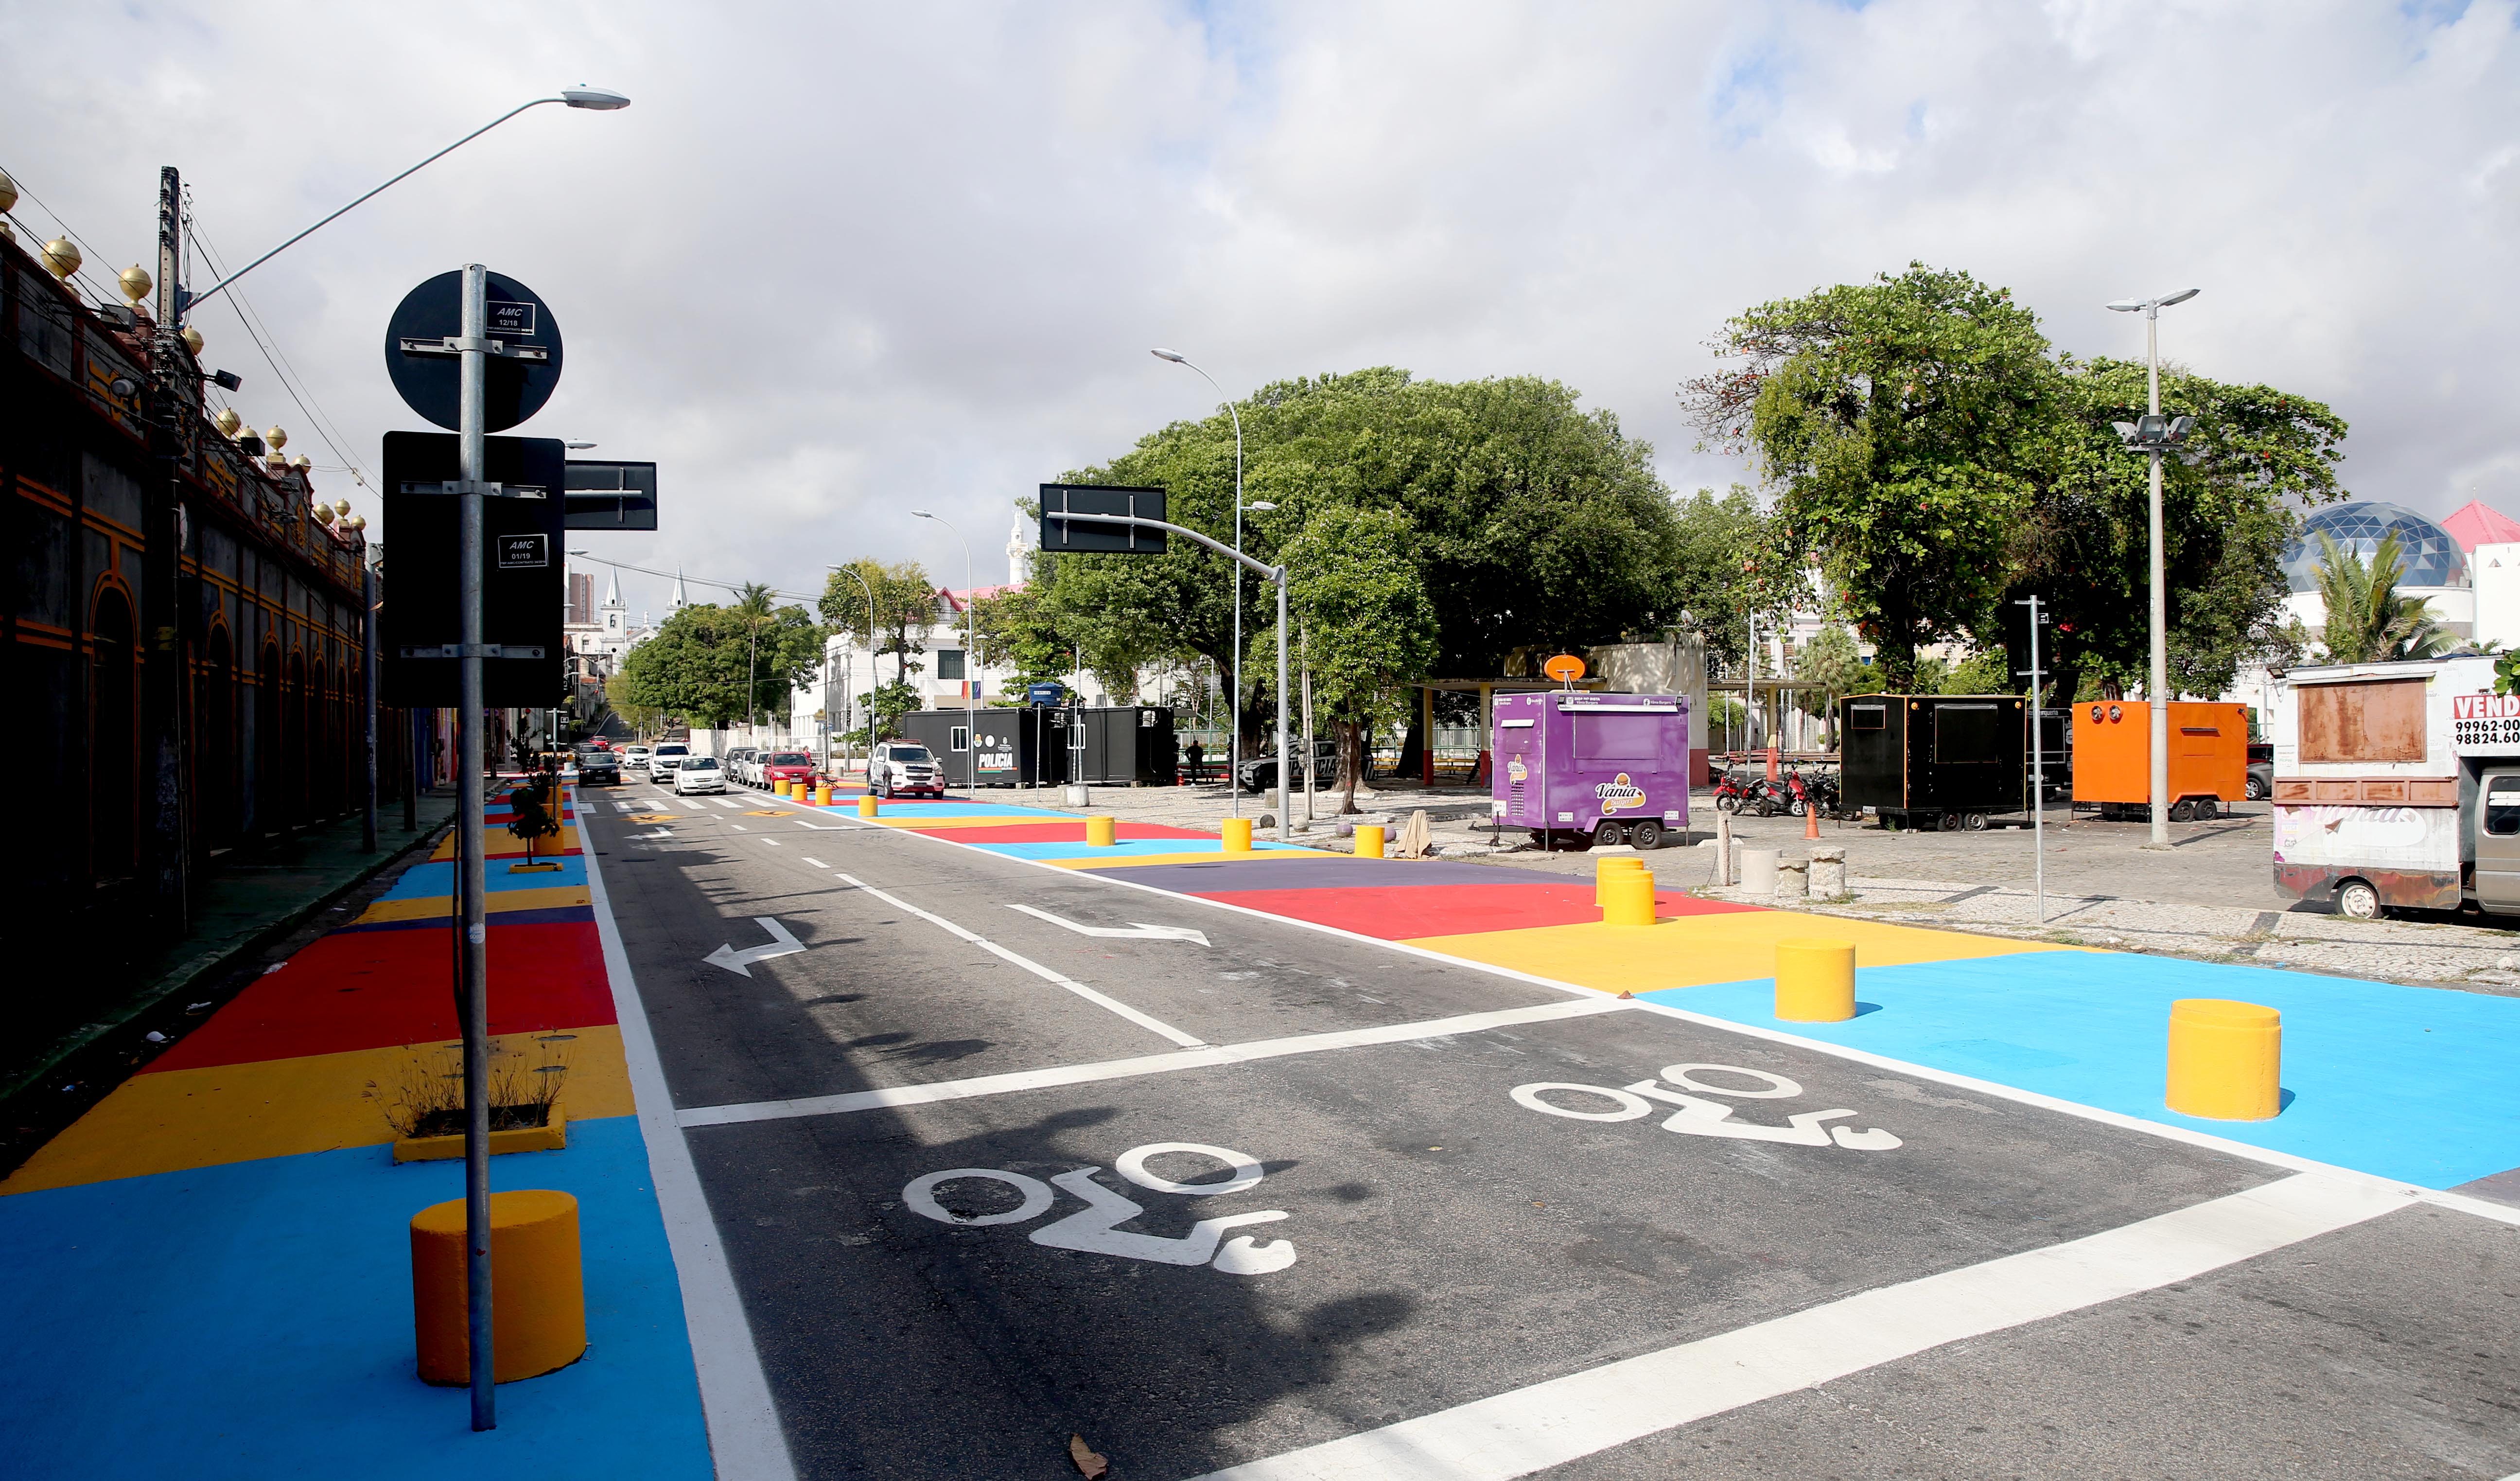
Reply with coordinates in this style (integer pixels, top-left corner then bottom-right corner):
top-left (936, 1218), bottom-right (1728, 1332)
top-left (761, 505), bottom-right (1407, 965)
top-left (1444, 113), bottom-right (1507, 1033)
top-left (2070, 701), bottom-right (2250, 821)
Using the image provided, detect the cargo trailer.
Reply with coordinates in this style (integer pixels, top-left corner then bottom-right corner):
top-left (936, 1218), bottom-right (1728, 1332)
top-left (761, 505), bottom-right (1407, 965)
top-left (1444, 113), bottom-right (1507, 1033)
top-left (1490, 690), bottom-right (1689, 849)
top-left (1838, 693), bottom-right (2029, 830)
top-left (2071, 700), bottom-right (2250, 821)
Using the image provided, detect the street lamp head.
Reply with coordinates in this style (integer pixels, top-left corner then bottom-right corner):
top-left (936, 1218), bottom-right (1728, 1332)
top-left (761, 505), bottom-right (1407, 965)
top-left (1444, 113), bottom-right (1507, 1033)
top-left (2104, 299), bottom-right (2145, 313)
top-left (1150, 348), bottom-right (1187, 364)
top-left (561, 86), bottom-right (632, 110)
top-left (2159, 287), bottom-right (2200, 307)
top-left (565, 441), bottom-right (597, 450)
top-left (911, 509), bottom-right (935, 520)
top-left (1245, 501), bottom-right (1277, 511)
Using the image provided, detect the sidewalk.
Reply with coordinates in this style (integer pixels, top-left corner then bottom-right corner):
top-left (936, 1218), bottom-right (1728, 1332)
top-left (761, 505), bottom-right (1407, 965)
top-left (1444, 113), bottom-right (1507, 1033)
top-left (0, 785), bottom-right (716, 1479)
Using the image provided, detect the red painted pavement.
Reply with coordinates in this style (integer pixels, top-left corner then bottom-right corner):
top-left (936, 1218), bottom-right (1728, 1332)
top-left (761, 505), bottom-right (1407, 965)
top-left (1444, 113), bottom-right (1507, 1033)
top-left (1190, 882), bottom-right (1762, 940)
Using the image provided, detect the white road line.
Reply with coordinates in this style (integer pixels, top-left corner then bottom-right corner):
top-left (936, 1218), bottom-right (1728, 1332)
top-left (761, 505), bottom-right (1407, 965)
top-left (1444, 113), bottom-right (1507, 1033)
top-left (612, 799), bottom-right (635, 812)
top-left (837, 872), bottom-right (1206, 1048)
top-left (1189, 1173), bottom-right (2413, 1481)
top-left (730, 824), bottom-right (750, 832)
top-left (801, 857), bottom-right (829, 868)
top-left (676, 798), bottom-right (705, 811)
top-left (677, 997), bottom-right (1627, 1128)
top-left (761, 838), bottom-right (781, 846)
top-left (770, 792), bottom-right (2520, 1230)
top-left (711, 796), bottom-right (747, 810)
top-left (579, 799), bottom-right (798, 1480)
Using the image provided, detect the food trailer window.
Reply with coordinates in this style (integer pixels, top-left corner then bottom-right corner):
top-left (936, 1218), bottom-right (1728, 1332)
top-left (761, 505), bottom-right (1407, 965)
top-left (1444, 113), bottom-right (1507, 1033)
top-left (1573, 711), bottom-right (1664, 770)
top-left (1850, 705), bottom-right (1886, 731)
top-left (2488, 778), bottom-right (2520, 836)
top-left (1933, 704), bottom-right (2003, 764)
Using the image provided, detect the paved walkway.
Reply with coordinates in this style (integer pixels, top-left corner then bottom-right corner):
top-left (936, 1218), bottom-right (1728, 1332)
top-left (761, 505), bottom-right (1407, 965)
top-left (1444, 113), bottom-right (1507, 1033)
top-left (0, 783), bottom-right (714, 1479)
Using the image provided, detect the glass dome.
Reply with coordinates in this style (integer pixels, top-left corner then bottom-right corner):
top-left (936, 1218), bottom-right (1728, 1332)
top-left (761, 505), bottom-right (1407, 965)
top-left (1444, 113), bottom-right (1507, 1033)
top-left (2280, 502), bottom-right (2466, 592)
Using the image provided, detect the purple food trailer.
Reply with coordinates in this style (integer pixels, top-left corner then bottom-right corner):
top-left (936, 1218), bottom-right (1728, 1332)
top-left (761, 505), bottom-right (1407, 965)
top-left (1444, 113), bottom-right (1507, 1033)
top-left (1491, 690), bottom-right (1689, 849)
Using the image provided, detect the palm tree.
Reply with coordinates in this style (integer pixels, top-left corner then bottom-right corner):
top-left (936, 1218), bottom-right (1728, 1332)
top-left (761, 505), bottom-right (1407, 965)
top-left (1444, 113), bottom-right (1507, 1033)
top-left (2312, 532), bottom-right (2449, 663)
top-left (735, 582), bottom-right (775, 725)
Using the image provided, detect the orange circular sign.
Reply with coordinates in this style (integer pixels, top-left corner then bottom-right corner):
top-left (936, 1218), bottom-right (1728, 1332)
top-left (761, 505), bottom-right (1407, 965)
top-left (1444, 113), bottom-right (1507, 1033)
top-left (1543, 653), bottom-right (1587, 682)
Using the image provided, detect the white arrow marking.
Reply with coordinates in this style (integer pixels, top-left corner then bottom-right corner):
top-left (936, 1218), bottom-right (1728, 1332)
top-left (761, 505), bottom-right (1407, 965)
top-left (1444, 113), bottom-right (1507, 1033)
top-left (1006, 902), bottom-right (1210, 947)
top-left (704, 917), bottom-right (808, 977)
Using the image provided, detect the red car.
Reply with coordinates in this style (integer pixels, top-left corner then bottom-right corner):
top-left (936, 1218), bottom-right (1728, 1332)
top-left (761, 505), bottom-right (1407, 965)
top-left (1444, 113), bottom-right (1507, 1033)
top-left (759, 750), bottom-right (818, 790)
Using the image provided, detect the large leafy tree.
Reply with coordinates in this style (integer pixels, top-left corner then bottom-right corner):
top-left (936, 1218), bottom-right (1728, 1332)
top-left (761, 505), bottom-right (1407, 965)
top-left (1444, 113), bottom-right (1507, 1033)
top-left (967, 581), bottom-right (1073, 696)
top-left (1261, 505), bottom-right (1439, 812)
top-left (614, 599), bottom-right (823, 728)
top-left (820, 559), bottom-right (936, 686)
top-left (2312, 532), bottom-right (2450, 663)
top-left (1045, 368), bottom-right (1685, 749)
top-left (1682, 264), bottom-right (2055, 689)
top-left (1668, 486), bottom-right (1784, 669)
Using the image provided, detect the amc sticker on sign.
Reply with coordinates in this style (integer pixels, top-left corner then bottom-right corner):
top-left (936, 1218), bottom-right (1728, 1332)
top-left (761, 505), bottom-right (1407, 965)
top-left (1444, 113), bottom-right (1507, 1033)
top-left (2453, 692), bottom-right (2520, 754)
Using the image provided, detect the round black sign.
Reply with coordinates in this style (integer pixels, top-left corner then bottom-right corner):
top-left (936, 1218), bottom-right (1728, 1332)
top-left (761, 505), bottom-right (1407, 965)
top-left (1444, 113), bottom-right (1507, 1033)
top-left (383, 268), bottom-right (564, 432)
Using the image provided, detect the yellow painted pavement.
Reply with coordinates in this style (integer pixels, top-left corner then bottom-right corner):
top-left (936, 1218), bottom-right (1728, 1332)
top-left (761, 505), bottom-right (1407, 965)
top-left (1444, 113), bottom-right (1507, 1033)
top-left (1401, 910), bottom-right (2085, 996)
top-left (350, 884), bottom-right (590, 925)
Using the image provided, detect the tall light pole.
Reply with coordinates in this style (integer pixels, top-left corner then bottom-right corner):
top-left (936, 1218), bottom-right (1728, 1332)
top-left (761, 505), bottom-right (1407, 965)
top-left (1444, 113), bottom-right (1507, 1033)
top-left (913, 511), bottom-right (978, 793)
top-left (2106, 287), bottom-right (2200, 848)
top-left (1152, 349), bottom-right (1248, 814)
top-left (827, 563), bottom-right (878, 768)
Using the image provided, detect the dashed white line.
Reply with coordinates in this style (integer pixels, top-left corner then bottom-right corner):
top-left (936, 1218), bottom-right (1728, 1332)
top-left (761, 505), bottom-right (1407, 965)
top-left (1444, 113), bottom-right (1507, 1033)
top-left (837, 872), bottom-right (1206, 1048)
top-left (761, 838), bottom-right (780, 846)
top-left (730, 824), bottom-right (749, 832)
top-left (802, 857), bottom-right (829, 868)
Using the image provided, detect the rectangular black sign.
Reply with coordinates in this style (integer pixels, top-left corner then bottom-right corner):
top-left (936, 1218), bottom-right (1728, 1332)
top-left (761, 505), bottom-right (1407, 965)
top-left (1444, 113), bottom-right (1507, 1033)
top-left (564, 459), bottom-right (660, 530)
top-left (485, 299), bottom-right (537, 337)
top-left (381, 431), bottom-right (568, 708)
top-left (1039, 484), bottom-right (1167, 554)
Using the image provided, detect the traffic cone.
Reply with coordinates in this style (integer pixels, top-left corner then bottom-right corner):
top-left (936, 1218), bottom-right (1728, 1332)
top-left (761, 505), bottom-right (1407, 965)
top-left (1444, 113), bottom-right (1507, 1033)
top-left (1805, 801), bottom-right (1820, 842)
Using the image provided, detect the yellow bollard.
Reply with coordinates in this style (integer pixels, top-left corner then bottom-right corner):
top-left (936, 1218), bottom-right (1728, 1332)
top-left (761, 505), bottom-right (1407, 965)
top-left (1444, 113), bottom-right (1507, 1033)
top-left (1086, 815), bottom-right (1117, 846)
top-left (857, 795), bottom-right (879, 818)
top-left (410, 1189), bottom-right (586, 1385)
top-left (1774, 939), bottom-right (1856, 1022)
top-left (2166, 999), bottom-right (2281, 1120)
top-left (1600, 870), bottom-right (1657, 925)
top-left (1353, 824), bottom-right (1386, 858)
top-left (815, 783), bottom-right (833, 806)
top-left (1594, 854), bottom-right (1647, 904)
top-left (1222, 817), bottom-right (1254, 852)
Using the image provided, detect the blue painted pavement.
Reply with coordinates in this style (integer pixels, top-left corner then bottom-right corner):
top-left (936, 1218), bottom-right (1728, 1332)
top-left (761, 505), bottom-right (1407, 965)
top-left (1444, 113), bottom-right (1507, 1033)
top-left (382, 856), bottom-right (590, 899)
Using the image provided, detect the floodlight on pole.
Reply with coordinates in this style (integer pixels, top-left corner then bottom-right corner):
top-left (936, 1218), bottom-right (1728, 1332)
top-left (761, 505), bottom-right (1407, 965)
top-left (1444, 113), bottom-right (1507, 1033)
top-left (2103, 285), bottom-right (2201, 848)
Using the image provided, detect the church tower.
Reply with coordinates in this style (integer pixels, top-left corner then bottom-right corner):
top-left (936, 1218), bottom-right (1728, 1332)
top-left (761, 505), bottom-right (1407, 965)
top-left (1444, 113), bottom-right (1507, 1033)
top-left (1007, 518), bottom-right (1032, 587)
top-left (602, 570), bottom-right (626, 639)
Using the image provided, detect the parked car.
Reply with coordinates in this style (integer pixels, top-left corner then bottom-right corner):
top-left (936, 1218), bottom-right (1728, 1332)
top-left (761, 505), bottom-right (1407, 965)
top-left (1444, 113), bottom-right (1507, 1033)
top-left (622, 745), bottom-right (652, 772)
top-left (2246, 741), bottom-right (2273, 802)
top-left (1237, 740), bottom-right (1339, 794)
top-left (868, 740), bottom-right (945, 798)
top-left (650, 742), bottom-right (689, 777)
top-left (725, 746), bottom-right (758, 785)
top-left (672, 755), bottom-right (727, 794)
top-left (577, 747), bottom-right (621, 786)
top-left (760, 750), bottom-right (817, 791)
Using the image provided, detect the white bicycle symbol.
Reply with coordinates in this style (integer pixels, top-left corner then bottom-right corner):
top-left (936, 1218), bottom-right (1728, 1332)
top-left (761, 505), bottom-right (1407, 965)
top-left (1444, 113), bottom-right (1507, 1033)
top-left (902, 1141), bottom-right (1298, 1275)
top-left (1511, 1062), bottom-right (1902, 1150)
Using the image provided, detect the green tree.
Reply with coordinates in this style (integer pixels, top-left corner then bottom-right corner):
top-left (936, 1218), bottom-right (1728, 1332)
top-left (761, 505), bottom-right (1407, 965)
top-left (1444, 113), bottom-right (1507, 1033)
top-left (1262, 505), bottom-right (1439, 812)
top-left (1942, 649), bottom-right (2013, 694)
top-left (2312, 532), bottom-right (2450, 663)
top-left (1668, 486), bottom-right (1785, 669)
top-left (967, 581), bottom-right (1070, 695)
top-left (850, 678), bottom-right (925, 747)
top-left (1683, 264), bottom-right (2056, 689)
top-left (614, 600), bottom-right (821, 728)
top-left (821, 559), bottom-right (936, 687)
top-left (1792, 623), bottom-right (1869, 743)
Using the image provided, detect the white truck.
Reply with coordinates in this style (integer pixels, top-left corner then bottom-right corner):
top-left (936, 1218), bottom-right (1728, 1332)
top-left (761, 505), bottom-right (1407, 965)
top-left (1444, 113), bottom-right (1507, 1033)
top-left (2269, 653), bottom-right (2520, 919)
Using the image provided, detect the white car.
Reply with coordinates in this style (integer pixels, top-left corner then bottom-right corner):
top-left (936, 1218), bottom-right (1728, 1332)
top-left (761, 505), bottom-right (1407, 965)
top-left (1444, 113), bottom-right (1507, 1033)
top-left (650, 742), bottom-right (689, 778)
top-left (869, 740), bottom-right (945, 798)
top-left (672, 755), bottom-right (727, 794)
top-left (622, 745), bottom-right (652, 772)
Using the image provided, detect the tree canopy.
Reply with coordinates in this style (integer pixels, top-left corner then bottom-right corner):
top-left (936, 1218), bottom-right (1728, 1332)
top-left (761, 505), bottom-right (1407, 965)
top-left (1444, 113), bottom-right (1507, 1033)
top-left (820, 559), bottom-right (937, 686)
top-left (2311, 532), bottom-right (2450, 663)
top-left (612, 598), bottom-right (822, 729)
top-left (1262, 504), bottom-right (1439, 810)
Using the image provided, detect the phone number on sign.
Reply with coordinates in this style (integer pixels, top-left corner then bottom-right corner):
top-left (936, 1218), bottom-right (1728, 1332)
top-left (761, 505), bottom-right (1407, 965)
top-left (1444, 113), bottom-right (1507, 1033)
top-left (2455, 717), bottom-right (2520, 749)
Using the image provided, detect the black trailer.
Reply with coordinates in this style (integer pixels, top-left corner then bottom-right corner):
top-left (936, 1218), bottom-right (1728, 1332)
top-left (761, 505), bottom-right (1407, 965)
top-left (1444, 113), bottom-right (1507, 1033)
top-left (1839, 693), bottom-right (2030, 830)
top-left (897, 708), bottom-right (1066, 788)
top-left (1066, 705), bottom-right (1178, 786)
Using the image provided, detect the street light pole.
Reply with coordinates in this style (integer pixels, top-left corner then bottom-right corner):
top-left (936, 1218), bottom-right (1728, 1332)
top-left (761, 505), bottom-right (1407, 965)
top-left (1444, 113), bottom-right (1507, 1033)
top-left (827, 563), bottom-right (878, 772)
top-left (913, 511), bottom-right (978, 793)
top-left (1152, 349), bottom-right (1246, 814)
top-left (2106, 287), bottom-right (2200, 849)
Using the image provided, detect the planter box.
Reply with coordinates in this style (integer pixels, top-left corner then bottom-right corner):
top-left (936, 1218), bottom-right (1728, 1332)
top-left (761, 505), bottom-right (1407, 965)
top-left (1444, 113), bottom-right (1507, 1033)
top-left (393, 1105), bottom-right (567, 1164)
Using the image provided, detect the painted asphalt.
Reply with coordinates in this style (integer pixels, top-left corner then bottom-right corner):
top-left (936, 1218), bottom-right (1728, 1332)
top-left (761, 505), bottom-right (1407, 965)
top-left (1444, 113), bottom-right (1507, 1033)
top-left (585, 778), bottom-right (2520, 1479)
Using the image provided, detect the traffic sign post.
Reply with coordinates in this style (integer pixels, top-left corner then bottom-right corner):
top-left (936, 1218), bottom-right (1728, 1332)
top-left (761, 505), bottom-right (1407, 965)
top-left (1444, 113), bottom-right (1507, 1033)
top-left (380, 432), bottom-right (565, 705)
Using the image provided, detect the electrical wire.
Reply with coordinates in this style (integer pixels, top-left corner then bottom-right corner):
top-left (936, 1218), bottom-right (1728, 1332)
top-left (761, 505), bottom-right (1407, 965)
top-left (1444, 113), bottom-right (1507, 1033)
top-left (184, 207), bottom-right (375, 493)
top-left (563, 552), bottom-right (823, 606)
top-left (0, 160), bottom-right (131, 309)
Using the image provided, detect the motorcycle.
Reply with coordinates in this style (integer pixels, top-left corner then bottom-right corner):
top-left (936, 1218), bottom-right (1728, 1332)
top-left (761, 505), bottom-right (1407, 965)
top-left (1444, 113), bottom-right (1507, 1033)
top-left (1712, 769), bottom-right (1752, 813)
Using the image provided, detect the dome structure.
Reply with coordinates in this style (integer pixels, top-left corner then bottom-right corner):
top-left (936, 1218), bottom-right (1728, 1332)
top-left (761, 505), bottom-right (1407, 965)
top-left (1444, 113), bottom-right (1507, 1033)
top-left (2279, 502), bottom-right (2466, 593)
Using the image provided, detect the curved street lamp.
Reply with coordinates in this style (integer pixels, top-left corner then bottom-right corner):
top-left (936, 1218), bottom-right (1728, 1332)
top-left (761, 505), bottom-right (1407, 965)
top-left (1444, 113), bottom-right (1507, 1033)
top-left (1152, 347), bottom-right (1252, 813)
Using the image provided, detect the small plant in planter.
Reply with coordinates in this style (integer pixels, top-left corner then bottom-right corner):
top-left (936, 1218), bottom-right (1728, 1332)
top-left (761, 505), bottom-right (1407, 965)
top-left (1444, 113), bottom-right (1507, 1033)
top-left (376, 1035), bottom-right (575, 1163)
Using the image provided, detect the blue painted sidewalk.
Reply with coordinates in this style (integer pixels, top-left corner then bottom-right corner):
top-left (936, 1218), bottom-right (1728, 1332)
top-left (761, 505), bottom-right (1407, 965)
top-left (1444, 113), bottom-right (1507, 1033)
top-left (382, 856), bottom-right (590, 898)
top-left (1644, 950), bottom-right (2520, 1191)
top-left (0, 1115), bottom-right (710, 1480)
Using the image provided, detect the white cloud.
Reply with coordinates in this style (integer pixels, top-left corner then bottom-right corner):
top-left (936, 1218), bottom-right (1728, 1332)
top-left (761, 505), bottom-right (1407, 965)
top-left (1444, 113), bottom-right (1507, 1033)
top-left (4, 0), bottom-right (2516, 617)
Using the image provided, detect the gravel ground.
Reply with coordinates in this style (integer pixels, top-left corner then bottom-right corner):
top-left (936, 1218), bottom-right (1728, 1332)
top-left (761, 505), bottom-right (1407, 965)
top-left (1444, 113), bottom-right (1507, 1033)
top-left (1007, 776), bottom-right (2520, 995)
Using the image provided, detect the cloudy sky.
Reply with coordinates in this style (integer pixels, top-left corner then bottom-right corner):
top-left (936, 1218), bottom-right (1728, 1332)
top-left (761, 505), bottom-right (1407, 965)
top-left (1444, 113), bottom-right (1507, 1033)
top-left (8, 1), bottom-right (2517, 618)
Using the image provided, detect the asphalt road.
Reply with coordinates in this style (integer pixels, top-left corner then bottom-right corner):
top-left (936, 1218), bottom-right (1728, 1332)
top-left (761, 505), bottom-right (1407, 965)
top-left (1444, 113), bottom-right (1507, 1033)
top-left (583, 780), bottom-right (2520, 1481)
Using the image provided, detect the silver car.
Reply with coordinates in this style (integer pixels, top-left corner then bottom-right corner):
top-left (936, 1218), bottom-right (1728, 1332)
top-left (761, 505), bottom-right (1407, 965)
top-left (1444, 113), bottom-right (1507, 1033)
top-left (869, 741), bottom-right (944, 798)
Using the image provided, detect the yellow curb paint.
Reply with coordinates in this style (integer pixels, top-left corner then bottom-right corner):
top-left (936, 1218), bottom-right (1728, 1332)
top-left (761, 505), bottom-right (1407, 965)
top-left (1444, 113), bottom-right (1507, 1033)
top-left (2166, 998), bottom-right (2282, 1121)
top-left (1400, 913), bottom-right (2082, 997)
top-left (411, 1189), bottom-right (587, 1384)
top-left (431, 821), bottom-right (582, 863)
top-left (0, 1026), bottom-right (635, 1195)
top-left (1774, 938), bottom-right (1858, 1022)
top-left (350, 885), bottom-right (590, 926)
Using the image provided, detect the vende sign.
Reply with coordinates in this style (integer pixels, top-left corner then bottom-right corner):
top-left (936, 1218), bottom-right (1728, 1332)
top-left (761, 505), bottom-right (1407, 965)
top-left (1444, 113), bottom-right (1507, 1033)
top-left (2454, 691), bottom-right (2520, 753)
top-left (2454, 693), bottom-right (2520, 722)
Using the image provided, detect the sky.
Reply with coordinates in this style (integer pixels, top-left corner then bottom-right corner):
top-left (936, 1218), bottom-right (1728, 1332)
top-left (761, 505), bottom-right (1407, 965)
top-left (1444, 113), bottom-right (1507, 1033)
top-left (7, 0), bottom-right (2518, 622)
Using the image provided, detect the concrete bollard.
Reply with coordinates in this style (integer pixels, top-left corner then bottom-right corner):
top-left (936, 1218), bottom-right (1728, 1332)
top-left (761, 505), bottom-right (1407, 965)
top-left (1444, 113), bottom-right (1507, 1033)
top-left (1715, 810), bottom-right (1734, 886)
top-left (411, 1189), bottom-right (586, 1385)
top-left (2166, 999), bottom-right (2281, 1120)
top-left (1595, 854), bottom-right (1647, 904)
top-left (1086, 815), bottom-right (1117, 846)
top-left (1600, 870), bottom-right (1658, 926)
top-left (1354, 824), bottom-right (1386, 858)
top-left (1739, 847), bottom-right (1779, 896)
top-left (1064, 784), bottom-right (1091, 808)
top-left (857, 796), bottom-right (879, 818)
top-left (1774, 939), bottom-right (1856, 1021)
top-left (1777, 858), bottom-right (1809, 898)
top-left (1811, 846), bottom-right (1846, 899)
top-left (1222, 817), bottom-right (1254, 852)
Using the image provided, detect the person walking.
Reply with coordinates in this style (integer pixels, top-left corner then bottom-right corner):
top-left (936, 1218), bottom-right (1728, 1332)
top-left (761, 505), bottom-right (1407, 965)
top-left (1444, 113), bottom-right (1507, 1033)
top-left (1185, 739), bottom-right (1206, 784)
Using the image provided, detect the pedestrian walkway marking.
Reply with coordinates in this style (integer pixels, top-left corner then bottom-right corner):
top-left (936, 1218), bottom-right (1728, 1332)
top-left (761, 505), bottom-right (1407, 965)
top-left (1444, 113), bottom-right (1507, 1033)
top-left (612, 799), bottom-right (636, 811)
top-left (836, 873), bottom-right (1205, 1048)
top-left (710, 797), bottom-right (747, 810)
top-left (1184, 1173), bottom-right (2411, 1481)
top-left (676, 997), bottom-right (1628, 1128)
top-left (676, 798), bottom-right (705, 811)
